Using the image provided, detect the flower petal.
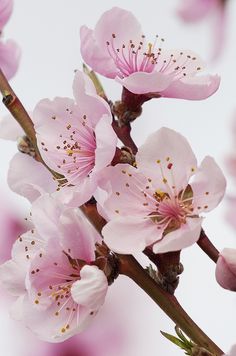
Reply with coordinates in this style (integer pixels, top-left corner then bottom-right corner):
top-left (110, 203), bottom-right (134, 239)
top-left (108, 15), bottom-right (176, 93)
top-left (93, 114), bottom-right (117, 173)
top-left (72, 70), bottom-right (112, 126)
top-left (0, 39), bottom-right (21, 80)
top-left (0, 259), bottom-right (26, 296)
top-left (94, 7), bottom-right (143, 54)
top-left (97, 164), bottom-right (155, 220)
top-left (161, 74), bottom-right (220, 100)
top-left (191, 156), bottom-right (226, 213)
top-left (152, 217), bottom-right (203, 253)
top-left (0, 0), bottom-right (13, 29)
top-left (8, 153), bottom-right (57, 202)
top-left (71, 265), bottom-right (108, 310)
top-left (215, 248), bottom-right (236, 291)
top-left (136, 127), bottom-right (197, 193)
top-left (59, 208), bottom-right (99, 261)
top-left (102, 216), bottom-right (161, 254)
top-left (116, 71), bottom-right (173, 95)
top-left (177, 0), bottom-right (217, 22)
top-left (80, 26), bottom-right (118, 79)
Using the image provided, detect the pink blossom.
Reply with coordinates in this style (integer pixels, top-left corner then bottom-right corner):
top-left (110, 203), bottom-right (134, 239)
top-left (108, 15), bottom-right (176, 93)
top-left (34, 70), bottom-right (117, 206)
top-left (0, 0), bottom-right (13, 29)
top-left (177, 0), bottom-right (227, 60)
top-left (215, 248), bottom-right (236, 291)
top-left (80, 7), bottom-right (220, 99)
top-left (98, 127), bottom-right (226, 254)
top-left (0, 195), bottom-right (108, 342)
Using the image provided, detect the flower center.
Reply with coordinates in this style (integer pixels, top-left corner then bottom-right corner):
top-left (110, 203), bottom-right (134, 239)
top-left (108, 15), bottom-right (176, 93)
top-left (150, 186), bottom-right (194, 232)
top-left (106, 33), bottom-right (202, 80)
top-left (106, 33), bottom-right (163, 77)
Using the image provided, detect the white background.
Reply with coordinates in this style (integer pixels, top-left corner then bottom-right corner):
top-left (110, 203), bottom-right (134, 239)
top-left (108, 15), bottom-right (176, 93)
top-left (0, 0), bottom-right (236, 355)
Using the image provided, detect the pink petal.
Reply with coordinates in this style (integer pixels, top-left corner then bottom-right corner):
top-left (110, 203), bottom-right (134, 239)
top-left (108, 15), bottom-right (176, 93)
top-left (0, 39), bottom-right (20, 80)
top-left (22, 294), bottom-right (96, 342)
top-left (0, 260), bottom-right (26, 296)
top-left (215, 248), bottom-right (236, 291)
top-left (152, 217), bottom-right (203, 253)
top-left (136, 127), bottom-right (197, 192)
top-left (94, 7), bottom-right (143, 55)
top-left (56, 177), bottom-right (97, 207)
top-left (0, 114), bottom-right (24, 140)
top-left (102, 216), bottom-right (161, 254)
top-left (97, 164), bottom-right (155, 220)
top-left (11, 230), bottom-right (44, 266)
top-left (191, 156), bottom-right (226, 213)
top-left (80, 26), bottom-right (118, 79)
top-left (93, 114), bottom-right (117, 173)
top-left (72, 71), bottom-right (112, 127)
top-left (0, 0), bottom-right (13, 29)
top-left (33, 97), bottom-right (75, 129)
top-left (59, 208), bottom-right (99, 261)
top-left (161, 74), bottom-right (220, 100)
top-left (116, 71), bottom-right (173, 95)
top-left (71, 265), bottom-right (108, 310)
top-left (8, 153), bottom-right (57, 202)
top-left (177, 0), bottom-right (218, 22)
top-left (31, 195), bottom-right (64, 240)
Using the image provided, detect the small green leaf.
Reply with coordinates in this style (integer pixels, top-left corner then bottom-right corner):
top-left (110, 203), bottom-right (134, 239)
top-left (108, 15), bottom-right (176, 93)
top-left (160, 331), bottom-right (189, 352)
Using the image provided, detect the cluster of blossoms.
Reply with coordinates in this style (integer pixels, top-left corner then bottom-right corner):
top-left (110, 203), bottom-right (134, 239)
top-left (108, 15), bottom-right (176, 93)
top-left (1, 4), bottom-right (236, 356)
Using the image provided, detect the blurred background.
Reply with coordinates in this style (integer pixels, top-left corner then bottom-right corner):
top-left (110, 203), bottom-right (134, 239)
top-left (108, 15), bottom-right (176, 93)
top-left (0, 0), bottom-right (236, 355)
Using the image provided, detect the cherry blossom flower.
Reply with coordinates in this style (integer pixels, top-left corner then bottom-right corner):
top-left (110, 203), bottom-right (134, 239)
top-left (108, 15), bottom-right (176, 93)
top-left (80, 7), bottom-right (220, 99)
top-left (0, 195), bottom-right (108, 342)
top-left (34, 70), bottom-right (117, 206)
top-left (215, 248), bottom-right (236, 291)
top-left (177, 0), bottom-right (227, 60)
top-left (98, 127), bottom-right (226, 254)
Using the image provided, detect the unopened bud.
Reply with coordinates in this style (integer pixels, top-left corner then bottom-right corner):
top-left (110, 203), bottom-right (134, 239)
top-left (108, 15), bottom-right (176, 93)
top-left (215, 248), bottom-right (236, 291)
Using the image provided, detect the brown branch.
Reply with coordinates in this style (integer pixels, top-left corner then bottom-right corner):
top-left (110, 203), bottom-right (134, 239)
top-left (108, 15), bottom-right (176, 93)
top-left (197, 229), bottom-right (219, 263)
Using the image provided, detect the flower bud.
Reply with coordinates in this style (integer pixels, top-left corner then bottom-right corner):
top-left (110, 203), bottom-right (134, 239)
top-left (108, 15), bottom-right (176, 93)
top-left (215, 248), bottom-right (236, 291)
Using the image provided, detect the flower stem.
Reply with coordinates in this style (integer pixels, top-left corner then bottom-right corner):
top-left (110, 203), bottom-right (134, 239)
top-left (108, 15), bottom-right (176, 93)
top-left (197, 229), bottom-right (219, 263)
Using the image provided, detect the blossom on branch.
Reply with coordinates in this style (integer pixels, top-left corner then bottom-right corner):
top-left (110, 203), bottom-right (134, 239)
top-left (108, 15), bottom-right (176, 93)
top-left (98, 127), bottom-right (226, 254)
top-left (80, 7), bottom-right (220, 100)
top-left (0, 195), bottom-right (108, 342)
top-left (33, 70), bottom-right (117, 206)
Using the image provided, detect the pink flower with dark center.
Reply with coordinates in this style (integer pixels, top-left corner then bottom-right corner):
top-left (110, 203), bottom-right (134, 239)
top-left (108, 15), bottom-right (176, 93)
top-left (80, 7), bottom-right (220, 99)
top-left (0, 195), bottom-right (108, 342)
top-left (98, 127), bottom-right (226, 254)
top-left (34, 70), bottom-right (117, 206)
